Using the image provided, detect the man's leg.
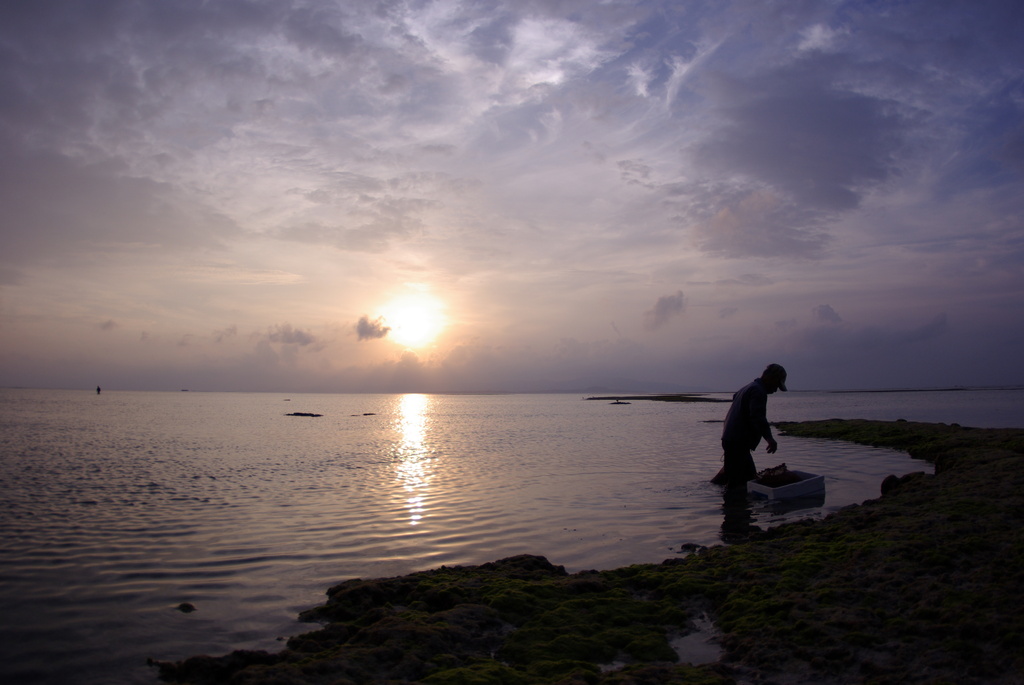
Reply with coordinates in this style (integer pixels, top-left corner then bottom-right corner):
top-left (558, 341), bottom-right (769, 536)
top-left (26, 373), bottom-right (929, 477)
top-left (721, 441), bottom-right (757, 489)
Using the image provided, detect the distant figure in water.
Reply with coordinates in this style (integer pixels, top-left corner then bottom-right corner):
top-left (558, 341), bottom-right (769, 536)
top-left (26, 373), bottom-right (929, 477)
top-left (711, 363), bottom-right (788, 489)
top-left (96, 386), bottom-right (101, 395)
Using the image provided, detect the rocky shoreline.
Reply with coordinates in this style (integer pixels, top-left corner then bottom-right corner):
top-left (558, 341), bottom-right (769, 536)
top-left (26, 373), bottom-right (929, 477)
top-left (152, 420), bottom-right (1024, 684)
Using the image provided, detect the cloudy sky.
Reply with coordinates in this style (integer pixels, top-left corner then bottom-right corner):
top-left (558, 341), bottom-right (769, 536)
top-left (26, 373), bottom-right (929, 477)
top-left (1, 0), bottom-right (1023, 393)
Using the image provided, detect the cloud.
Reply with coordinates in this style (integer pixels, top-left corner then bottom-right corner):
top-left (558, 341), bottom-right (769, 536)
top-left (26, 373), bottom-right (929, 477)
top-left (355, 315), bottom-right (391, 341)
top-left (813, 304), bottom-right (842, 324)
top-left (0, 140), bottom-right (239, 281)
top-left (279, 197), bottom-right (432, 253)
top-left (617, 159), bottom-right (655, 187)
top-left (282, 4), bottom-right (364, 58)
top-left (643, 290), bottom-right (686, 331)
top-left (798, 313), bottom-right (949, 353)
top-left (798, 24), bottom-right (845, 53)
top-left (267, 323), bottom-right (315, 346)
top-left (214, 325), bottom-right (238, 343)
top-left (697, 63), bottom-right (906, 211)
top-left (690, 189), bottom-right (830, 259)
top-left (464, 13), bottom-right (516, 65)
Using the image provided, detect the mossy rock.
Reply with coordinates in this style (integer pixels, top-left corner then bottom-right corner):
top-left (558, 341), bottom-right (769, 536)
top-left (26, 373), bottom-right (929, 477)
top-left (421, 660), bottom-right (533, 685)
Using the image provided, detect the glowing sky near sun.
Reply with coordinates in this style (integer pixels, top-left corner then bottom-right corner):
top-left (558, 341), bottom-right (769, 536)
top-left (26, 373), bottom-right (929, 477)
top-left (1, 0), bottom-right (1023, 393)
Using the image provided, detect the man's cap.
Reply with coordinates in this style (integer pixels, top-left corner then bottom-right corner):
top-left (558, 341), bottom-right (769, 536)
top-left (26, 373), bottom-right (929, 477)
top-left (765, 363), bottom-right (788, 391)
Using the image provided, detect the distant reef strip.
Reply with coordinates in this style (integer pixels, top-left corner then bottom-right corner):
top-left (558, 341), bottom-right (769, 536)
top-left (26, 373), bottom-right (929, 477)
top-left (152, 420), bottom-right (1024, 685)
top-left (586, 393), bottom-right (729, 403)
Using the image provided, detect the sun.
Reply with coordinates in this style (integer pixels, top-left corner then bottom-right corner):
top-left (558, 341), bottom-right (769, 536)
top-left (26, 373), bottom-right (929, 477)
top-left (379, 294), bottom-right (447, 348)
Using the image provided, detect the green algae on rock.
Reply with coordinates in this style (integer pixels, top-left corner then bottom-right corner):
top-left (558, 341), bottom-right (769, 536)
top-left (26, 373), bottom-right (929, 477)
top-left (154, 420), bottom-right (1024, 685)
top-left (154, 554), bottom-right (731, 684)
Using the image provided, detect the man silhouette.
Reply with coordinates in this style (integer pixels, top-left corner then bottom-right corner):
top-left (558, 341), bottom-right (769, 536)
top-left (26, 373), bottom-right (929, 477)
top-left (711, 363), bottom-right (788, 489)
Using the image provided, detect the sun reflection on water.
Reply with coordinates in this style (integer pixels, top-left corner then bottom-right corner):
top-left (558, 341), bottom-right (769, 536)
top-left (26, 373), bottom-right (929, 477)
top-left (393, 394), bottom-right (433, 525)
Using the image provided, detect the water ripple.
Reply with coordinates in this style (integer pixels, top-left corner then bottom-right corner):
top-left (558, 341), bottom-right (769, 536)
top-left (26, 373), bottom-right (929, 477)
top-left (0, 388), bottom-right (989, 684)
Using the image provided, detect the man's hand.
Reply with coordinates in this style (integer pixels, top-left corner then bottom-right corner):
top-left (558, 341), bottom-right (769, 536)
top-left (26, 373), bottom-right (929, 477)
top-left (765, 439), bottom-right (778, 454)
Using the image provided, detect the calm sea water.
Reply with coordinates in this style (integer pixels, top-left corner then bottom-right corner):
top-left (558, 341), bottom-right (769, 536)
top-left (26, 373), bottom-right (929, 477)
top-left (1, 387), bottom-right (1021, 684)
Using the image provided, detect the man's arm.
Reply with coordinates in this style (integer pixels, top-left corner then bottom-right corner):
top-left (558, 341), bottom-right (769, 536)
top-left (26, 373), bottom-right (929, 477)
top-left (747, 388), bottom-right (778, 453)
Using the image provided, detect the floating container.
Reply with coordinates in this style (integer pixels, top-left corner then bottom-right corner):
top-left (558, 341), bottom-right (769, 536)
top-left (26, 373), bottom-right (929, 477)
top-left (747, 470), bottom-right (825, 500)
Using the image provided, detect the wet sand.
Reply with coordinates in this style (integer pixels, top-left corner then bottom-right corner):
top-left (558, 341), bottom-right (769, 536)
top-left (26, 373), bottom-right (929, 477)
top-left (153, 419), bottom-right (1024, 684)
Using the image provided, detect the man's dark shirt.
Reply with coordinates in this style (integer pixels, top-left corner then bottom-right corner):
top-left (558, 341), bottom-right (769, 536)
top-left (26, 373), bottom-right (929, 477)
top-left (721, 377), bottom-right (774, 450)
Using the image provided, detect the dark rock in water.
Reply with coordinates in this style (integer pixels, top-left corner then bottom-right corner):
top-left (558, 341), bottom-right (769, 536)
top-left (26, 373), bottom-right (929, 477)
top-left (152, 650), bottom-right (277, 683)
top-left (176, 603), bottom-right (196, 613)
top-left (286, 412), bottom-right (323, 417)
top-left (881, 474), bottom-right (900, 495)
top-left (677, 542), bottom-right (707, 555)
top-left (881, 471), bottom-right (927, 495)
top-left (478, 553), bottom-right (567, 579)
